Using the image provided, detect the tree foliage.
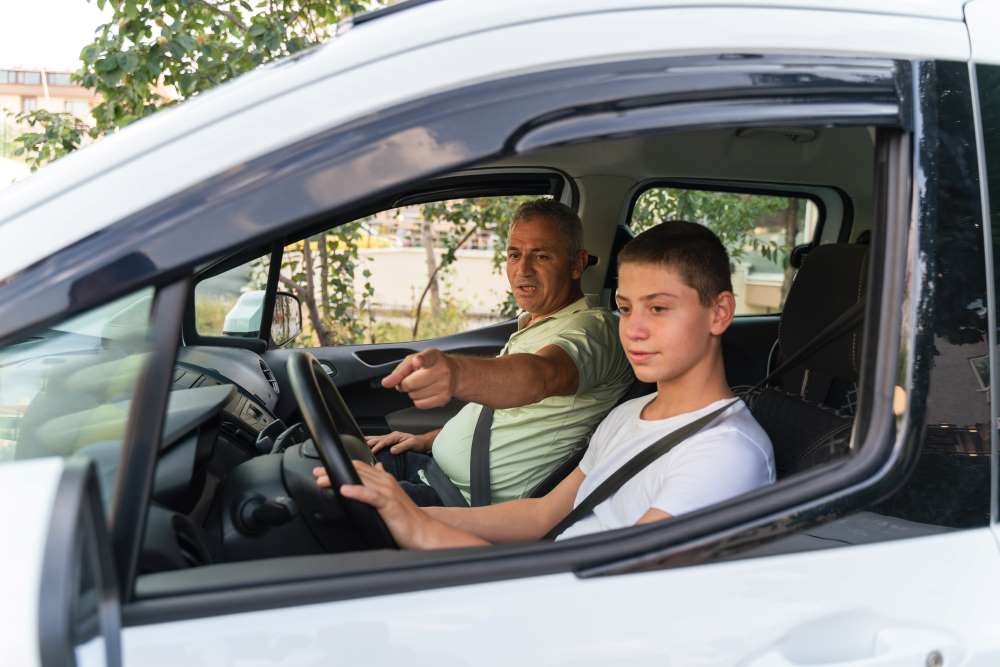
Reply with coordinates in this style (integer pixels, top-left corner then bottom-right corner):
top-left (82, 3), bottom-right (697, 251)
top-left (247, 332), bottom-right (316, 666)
top-left (413, 196), bottom-right (535, 337)
top-left (631, 188), bottom-right (793, 264)
top-left (10, 0), bottom-right (385, 348)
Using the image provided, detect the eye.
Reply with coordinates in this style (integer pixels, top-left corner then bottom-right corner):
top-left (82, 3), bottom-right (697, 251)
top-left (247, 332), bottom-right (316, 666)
top-left (617, 304), bottom-right (631, 314)
top-left (651, 306), bottom-right (669, 314)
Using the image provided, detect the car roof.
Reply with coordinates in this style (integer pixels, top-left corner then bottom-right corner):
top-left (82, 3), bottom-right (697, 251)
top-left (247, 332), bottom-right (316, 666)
top-left (0, 0), bottom-right (969, 281)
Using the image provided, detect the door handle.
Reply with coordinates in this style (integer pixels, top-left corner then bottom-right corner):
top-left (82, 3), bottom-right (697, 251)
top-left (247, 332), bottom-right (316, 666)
top-left (741, 612), bottom-right (961, 667)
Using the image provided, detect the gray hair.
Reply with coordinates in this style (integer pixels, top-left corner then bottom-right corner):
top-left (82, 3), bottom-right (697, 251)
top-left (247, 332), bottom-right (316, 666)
top-left (510, 199), bottom-right (584, 258)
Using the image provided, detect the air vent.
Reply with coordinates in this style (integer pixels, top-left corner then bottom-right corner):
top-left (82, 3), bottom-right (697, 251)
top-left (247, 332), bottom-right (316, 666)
top-left (259, 360), bottom-right (280, 394)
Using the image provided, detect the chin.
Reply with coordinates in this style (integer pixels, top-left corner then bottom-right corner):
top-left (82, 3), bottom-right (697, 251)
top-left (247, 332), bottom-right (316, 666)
top-left (631, 366), bottom-right (664, 384)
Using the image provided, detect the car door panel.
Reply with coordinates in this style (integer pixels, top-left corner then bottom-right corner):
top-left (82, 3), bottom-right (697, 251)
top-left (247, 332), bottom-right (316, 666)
top-left (118, 528), bottom-right (1000, 666)
top-left (265, 320), bottom-right (517, 433)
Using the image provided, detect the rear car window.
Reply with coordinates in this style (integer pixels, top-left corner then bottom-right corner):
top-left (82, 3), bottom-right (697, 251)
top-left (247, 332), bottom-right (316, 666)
top-left (630, 187), bottom-right (821, 315)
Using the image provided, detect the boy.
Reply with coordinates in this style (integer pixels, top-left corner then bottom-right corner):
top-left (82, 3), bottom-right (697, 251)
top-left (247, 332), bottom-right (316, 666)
top-left (315, 222), bottom-right (775, 547)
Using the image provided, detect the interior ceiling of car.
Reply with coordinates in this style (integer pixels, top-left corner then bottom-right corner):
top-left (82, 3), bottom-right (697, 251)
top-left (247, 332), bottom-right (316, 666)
top-left (480, 126), bottom-right (875, 293)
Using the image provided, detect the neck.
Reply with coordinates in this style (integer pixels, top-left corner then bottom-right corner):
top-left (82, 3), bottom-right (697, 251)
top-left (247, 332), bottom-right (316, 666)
top-left (527, 285), bottom-right (584, 325)
top-left (642, 348), bottom-right (733, 420)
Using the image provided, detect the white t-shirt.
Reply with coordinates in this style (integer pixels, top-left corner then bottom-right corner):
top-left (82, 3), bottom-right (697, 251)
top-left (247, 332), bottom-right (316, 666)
top-left (557, 395), bottom-right (775, 541)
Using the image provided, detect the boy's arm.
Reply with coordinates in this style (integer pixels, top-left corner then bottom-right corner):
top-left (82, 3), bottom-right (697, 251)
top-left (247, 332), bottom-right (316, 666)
top-left (326, 462), bottom-right (584, 549)
top-left (424, 468), bottom-right (584, 543)
top-left (635, 508), bottom-right (673, 526)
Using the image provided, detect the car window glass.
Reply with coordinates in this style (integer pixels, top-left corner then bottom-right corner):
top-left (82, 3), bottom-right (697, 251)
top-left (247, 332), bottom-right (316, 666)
top-left (977, 63), bottom-right (1000, 520)
top-left (0, 288), bottom-right (155, 511)
top-left (630, 187), bottom-right (820, 315)
top-left (279, 195), bottom-right (541, 346)
top-left (194, 254), bottom-right (271, 337)
top-left (876, 61), bottom-right (991, 528)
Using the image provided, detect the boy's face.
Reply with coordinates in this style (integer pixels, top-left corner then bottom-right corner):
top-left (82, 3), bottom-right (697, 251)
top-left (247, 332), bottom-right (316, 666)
top-left (615, 262), bottom-right (734, 385)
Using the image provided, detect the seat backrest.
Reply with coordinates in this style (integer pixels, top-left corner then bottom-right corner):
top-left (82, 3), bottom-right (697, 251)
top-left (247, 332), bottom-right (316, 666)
top-left (748, 242), bottom-right (867, 476)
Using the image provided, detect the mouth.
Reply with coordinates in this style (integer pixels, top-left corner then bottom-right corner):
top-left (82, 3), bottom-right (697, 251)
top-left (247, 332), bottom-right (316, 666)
top-left (626, 350), bottom-right (658, 363)
top-left (515, 284), bottom-right (538, 295)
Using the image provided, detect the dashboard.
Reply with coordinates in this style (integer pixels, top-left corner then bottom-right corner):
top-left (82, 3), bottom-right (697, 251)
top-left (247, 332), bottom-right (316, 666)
top-left (174, 346), bottom-right (280, 441)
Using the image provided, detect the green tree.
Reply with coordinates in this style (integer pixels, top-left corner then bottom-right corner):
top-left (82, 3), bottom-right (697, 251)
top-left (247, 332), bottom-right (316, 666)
top-left (11, 0), bottom-right (386, 348)
top-left (632, 188), bottom-right (807, 300)
top-left (412, 196), bottom-right (534, 338)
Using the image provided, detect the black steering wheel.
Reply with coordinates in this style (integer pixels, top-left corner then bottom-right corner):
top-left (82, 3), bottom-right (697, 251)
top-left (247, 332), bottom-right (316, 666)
top-left (286, 351), bottom-right (396, 549)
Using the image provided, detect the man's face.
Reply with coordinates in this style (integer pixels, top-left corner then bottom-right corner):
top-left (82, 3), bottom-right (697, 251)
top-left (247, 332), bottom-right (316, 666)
top-left (615, 262), bottom-right (732, 384)
top-left (505, 216), bottom-right (584, 318)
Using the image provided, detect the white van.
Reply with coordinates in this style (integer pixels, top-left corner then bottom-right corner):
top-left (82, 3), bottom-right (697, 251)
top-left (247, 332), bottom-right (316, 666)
top-left (2, 1), bottom-right (1000, 665)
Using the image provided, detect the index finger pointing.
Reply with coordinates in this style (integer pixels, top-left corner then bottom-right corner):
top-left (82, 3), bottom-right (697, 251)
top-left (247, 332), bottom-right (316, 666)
top-left (381, 355), bottom-right (417, 389)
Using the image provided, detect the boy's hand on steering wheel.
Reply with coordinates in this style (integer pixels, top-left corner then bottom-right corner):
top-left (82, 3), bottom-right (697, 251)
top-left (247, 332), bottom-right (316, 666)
top-left (312, 462), bottom-right (429, 549)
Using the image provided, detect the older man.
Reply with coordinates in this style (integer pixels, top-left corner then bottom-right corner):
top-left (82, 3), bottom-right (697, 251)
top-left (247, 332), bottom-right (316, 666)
top-left (363, 199), bottom-right (632, 506)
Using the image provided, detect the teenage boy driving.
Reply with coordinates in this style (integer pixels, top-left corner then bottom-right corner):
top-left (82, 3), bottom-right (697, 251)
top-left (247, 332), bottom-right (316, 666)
top-left (314, 222), bottom-right (775, 546)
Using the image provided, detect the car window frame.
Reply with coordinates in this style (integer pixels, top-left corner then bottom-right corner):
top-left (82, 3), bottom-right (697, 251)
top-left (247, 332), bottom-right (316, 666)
top-left (0, 54), bottom-right (915, 624)
top-left (623, 179), bottom-right (848, 314)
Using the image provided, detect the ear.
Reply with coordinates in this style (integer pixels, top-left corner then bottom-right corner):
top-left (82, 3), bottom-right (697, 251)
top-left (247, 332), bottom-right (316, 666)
top-left (570, 250), bottom-right (589, 280)
top-left (708, 291), bottom-right (736, 336)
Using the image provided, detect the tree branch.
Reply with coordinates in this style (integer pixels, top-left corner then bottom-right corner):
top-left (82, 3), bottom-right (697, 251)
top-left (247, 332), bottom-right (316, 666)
top-left (192, 0), bottom-right (247, 31)
top-left (411, 224), bottom-right (480, 338)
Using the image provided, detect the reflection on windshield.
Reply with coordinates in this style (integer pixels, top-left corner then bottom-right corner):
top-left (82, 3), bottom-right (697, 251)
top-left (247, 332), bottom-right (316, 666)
top-left (0, 290), bottom-right (154, 510)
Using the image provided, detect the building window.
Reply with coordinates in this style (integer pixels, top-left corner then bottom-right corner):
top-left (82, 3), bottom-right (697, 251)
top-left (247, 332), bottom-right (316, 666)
top-left (21, 97), bottom-right (37, 112)
top-left (47, 72), bottom-right (72, 86)
top-left (17, 71), bottom-right (41, 85)
top-left (0, 70), bottom-right (12, 84)
top-left (64, 100), bottom-right (89, 116)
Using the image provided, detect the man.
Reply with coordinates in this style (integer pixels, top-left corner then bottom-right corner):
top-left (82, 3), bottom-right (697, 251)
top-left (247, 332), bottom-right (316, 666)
top-left (318, 222), bottom-right (775, 547)
top-left (367, 199), bottom-right (633, 506)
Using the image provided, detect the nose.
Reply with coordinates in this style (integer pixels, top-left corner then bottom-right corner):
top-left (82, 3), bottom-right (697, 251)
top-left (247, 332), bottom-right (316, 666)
top-left (520, 255), bottom-right (536, 276)
top-left (621, 312), bottom-right (648, 341)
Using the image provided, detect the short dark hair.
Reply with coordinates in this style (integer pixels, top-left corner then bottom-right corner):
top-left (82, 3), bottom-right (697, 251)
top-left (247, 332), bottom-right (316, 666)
top-left (510, 199), bottom-right (584, 258)
top-left (618, 221), bottom-right (733, 305)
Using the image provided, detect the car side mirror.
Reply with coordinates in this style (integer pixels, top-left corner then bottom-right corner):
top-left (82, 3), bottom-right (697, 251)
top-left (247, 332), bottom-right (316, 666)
top-left (0, 459), bottom-right (123, 667)
top-left (271, 291), bottom-right (303, 347)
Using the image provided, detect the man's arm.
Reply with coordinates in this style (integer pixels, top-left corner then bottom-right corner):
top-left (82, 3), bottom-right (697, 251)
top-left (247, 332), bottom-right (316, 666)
top-left (318, 463), bottom-right (584, 549)
top-left (381, 345), bottom-right (579, 410)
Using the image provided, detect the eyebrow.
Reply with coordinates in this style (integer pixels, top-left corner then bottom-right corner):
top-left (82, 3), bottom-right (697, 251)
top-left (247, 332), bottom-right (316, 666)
top-left (506, 245), bottom-right (556, 253)
top-left (616, 292), bottom-right (679, 301)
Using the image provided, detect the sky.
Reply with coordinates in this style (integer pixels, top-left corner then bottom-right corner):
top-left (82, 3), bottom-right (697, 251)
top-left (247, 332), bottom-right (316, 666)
top-left (0, 0), bottom-right (112, 71)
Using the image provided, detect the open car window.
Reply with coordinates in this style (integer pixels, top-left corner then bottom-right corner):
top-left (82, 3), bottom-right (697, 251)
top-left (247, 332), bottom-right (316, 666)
top-left (630, 186), bottom-right (823, 315)
top-left (278, 195), bottom-right (546, 346)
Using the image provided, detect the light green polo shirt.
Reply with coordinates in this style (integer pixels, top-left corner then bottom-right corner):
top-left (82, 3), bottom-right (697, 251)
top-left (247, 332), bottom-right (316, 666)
top-left (432, 296), bottom-right (633, 504)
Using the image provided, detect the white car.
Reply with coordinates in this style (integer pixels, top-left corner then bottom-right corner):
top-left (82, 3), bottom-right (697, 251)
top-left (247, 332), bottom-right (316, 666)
top-left (2, 1), bottom-right (1000, 665)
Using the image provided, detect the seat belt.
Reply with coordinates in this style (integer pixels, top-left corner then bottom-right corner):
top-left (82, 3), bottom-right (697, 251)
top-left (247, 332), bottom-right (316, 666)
top-left (544, 299), bottom-right (865, 541)
top-left (469, 406), bottom-right (494, 506)
top-left (424, 388), bottom-right (496, 508)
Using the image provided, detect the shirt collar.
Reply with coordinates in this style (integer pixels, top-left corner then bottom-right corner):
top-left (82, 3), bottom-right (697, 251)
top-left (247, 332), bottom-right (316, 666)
top-left (516, 295), bottom-right (594, 331)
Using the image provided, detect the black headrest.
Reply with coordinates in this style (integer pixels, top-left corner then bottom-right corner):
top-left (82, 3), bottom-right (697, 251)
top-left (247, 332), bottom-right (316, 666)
top-left (779, 243), bottom-right (868, 384)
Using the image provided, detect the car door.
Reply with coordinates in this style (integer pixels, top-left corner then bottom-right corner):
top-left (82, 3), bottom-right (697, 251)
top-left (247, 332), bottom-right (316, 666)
top-left (117, 51), bottom-right (1000, 666)
top-left (8, 5), bottom-right (999, 666)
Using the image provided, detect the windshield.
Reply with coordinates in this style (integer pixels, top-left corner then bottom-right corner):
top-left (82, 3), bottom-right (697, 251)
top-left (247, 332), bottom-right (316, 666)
top-left (0, 288), bottom-right (155, 508)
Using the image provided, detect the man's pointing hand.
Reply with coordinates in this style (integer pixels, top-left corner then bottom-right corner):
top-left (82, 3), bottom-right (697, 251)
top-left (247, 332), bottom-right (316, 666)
top-left (381, 348), bottom-right (459, 409)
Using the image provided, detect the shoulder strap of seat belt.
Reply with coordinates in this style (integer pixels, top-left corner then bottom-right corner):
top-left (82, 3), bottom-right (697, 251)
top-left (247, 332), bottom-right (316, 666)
top-left (469, 405), bottom-right (494, 506)
top-left (544, 298), bottom-right (865, 540)
top-left (542, 399), bottom-right (737, 540)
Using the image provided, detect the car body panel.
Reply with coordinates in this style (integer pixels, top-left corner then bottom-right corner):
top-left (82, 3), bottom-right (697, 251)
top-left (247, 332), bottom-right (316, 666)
top-left (966, 0), bottom-right (1000, 66)
top-left (0, 3), bottom-right (968, 280)
top-left (117, 527), bottom-right (1000, 666)
top-left (0, 457), bottom-right (64, 667)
